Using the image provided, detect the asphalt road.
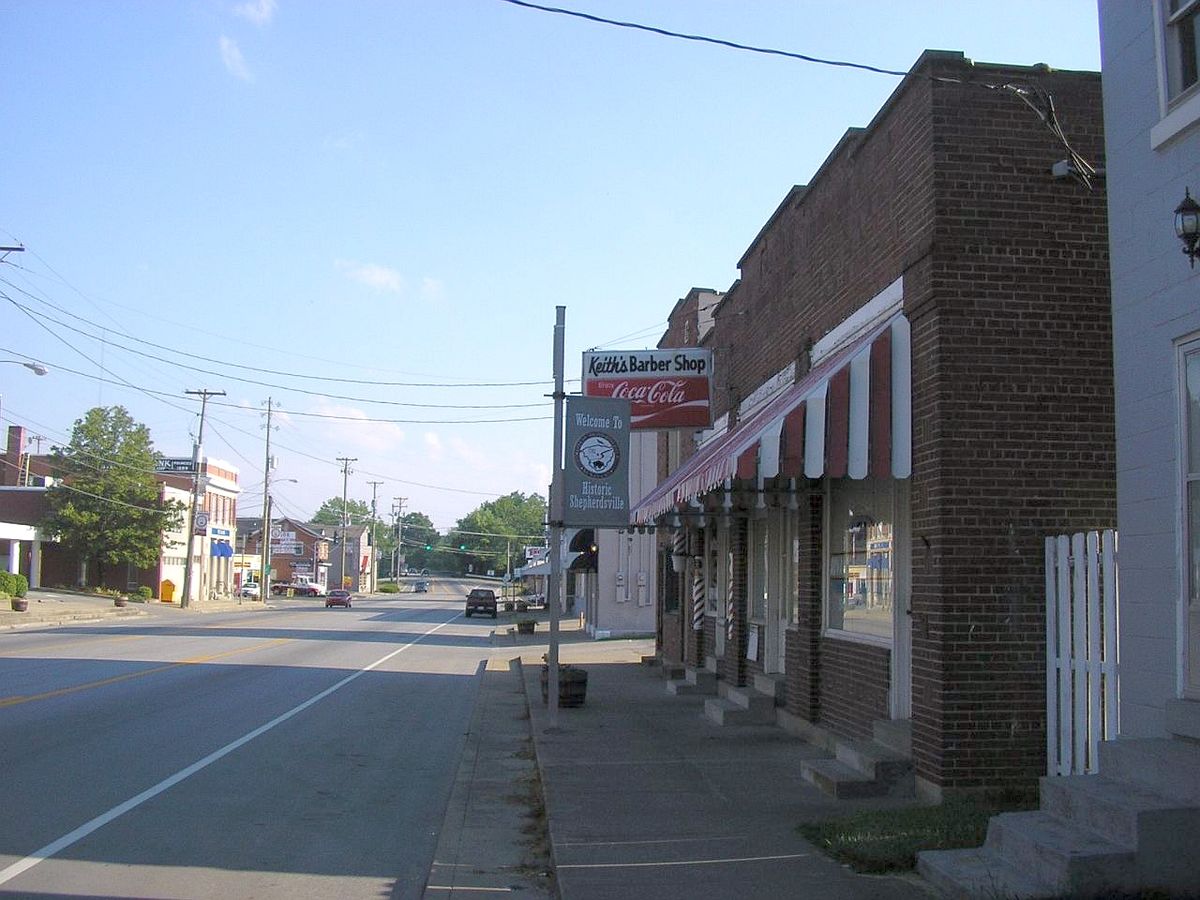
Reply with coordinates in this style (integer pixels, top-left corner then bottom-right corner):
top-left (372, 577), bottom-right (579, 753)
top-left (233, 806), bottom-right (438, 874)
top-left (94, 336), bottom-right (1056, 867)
top-left (0, 578), bottom-right (495, 899)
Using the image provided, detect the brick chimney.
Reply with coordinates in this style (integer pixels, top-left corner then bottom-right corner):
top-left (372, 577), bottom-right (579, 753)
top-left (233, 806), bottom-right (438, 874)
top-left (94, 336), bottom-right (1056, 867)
top-left (4, 425), bottom-right (26, 487)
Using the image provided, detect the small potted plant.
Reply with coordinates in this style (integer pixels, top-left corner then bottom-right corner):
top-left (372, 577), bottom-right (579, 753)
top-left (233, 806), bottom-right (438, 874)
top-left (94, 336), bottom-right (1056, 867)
top-left (114, 594), bottom-right (128, 608)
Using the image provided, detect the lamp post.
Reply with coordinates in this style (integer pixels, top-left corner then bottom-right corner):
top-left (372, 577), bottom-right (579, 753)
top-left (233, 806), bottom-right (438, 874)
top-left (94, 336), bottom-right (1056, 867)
top-left (260, 477), bottom-right (297, 600)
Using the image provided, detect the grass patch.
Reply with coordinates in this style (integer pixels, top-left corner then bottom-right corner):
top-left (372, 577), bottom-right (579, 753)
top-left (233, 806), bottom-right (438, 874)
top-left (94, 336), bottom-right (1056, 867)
top-left (797, 793), bottom-right (1035, 874)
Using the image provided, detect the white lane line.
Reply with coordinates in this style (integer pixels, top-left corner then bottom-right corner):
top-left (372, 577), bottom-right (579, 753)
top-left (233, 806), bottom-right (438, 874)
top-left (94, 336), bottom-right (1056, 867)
top-left (557, 835), bottom-right (748, 848)
top-left (557, 853), bottom-right (810, 870)
top-left (0, 614), bottom-right (461, 887)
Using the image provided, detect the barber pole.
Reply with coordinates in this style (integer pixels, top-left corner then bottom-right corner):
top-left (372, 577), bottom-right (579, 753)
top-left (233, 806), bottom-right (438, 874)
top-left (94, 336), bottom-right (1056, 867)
top-left (725, 550), bottom-right (735, 642)
top-left (691, 532), bottom-right (704, 632)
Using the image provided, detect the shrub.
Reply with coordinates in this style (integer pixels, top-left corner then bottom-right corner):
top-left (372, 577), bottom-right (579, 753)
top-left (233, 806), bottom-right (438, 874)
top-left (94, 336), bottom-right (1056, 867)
top-left (135, 585), bottom-right (153, 600)
top-left (0, 572), bottom-right (29, 598)
top-left (378, 582), bottom-right (400, 594)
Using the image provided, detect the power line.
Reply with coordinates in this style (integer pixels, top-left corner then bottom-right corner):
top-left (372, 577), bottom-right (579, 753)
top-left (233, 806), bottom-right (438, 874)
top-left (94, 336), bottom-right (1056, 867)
top-left (496, 0), bottom-right (913, 76)
top-left (0, 271), bottom-right (561, 388)
top-left (0, 295), bottom-right (553, 409)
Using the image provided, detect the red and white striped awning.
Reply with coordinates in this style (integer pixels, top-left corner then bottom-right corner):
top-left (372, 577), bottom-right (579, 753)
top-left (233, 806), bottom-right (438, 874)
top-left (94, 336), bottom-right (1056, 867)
top-left (632, 314), bottom-right (911, 524)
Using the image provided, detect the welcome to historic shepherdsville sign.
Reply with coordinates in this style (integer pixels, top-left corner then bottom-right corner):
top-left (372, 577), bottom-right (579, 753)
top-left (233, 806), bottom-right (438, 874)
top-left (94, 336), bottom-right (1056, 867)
top-left (581, 348), bottom-right (712, 430)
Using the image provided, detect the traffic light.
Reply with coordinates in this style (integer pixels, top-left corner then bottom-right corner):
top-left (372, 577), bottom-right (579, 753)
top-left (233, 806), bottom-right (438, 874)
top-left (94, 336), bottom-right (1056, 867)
top-left (459, 543), bottom-right (467, 551)
top-left (424, 543), bottom-right (432, 551)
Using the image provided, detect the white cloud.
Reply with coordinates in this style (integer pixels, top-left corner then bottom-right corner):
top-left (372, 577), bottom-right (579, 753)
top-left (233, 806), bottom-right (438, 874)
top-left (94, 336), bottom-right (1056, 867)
top-left (335, 259), bottom-right (404, 294)
top-left (234, 0), bottom-right (277, 26)
top-left (309, 402), bottom-right (406, 455)
top-left (219, 36), bottom-right (252, 81)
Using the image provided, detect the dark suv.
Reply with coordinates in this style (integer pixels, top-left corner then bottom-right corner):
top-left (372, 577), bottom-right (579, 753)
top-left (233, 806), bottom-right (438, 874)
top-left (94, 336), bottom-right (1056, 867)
top-left (465, 587), bottom-right (498, 618)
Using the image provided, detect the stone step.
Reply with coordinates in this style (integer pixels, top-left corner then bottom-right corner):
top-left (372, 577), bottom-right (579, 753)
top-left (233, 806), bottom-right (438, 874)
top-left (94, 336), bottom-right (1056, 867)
top-left (704, 654), bottom-right (719, 673)
top-left (985, 810), bottom-right (1137, 895)
top-left (720, 684), bottom-right (776, 715)
top-left (1038, 775), bottom-right (1200, 893)
top-left (703, 696), bottom-right (775, 726)
top-left (872, 718), bottom-right (911, 756)
top-left (1098, 736), bottom-right (1200, 804)
top-left (666, 668), bottom-right (718, 697)
top-left (752, 672), bottom-right (786, 705)
top-left (659, 662), bottom-right (686, 681)
top-left (917, 847), bottom-right (1056, 900)
top-left (799, 758), bottom-right (889, 799)
top-left (833, 737), bottom-right (910, 787)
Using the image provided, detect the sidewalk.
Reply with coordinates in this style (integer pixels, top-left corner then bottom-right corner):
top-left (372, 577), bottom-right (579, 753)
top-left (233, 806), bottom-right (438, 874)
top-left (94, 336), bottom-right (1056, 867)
top-left (510, 621), bottom-right (934, 900)
top-left (0, 588), bottom-right (269, 630)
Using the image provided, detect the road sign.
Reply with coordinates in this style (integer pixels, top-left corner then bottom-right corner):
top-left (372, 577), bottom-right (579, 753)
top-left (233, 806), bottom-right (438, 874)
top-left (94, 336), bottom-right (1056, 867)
top-left (156, 457), bottom-right (197, 474)
top-left (193, 511), bottom-right (209, 535)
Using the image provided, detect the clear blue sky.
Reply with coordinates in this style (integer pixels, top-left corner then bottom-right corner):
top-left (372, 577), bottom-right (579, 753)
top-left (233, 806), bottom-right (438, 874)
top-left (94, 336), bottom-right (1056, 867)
top-left (1, 1), bottom-right (1101, 531)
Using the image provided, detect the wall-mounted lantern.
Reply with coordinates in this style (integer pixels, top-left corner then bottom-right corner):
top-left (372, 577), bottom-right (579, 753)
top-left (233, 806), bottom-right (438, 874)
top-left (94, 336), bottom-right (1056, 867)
top-left (1176, 188), bottom-right (1200, 268)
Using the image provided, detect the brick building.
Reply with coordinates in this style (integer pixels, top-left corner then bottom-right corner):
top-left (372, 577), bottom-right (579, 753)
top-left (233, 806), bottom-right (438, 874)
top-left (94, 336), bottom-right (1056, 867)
top-left (636, 51), bottom-right (1114, 799)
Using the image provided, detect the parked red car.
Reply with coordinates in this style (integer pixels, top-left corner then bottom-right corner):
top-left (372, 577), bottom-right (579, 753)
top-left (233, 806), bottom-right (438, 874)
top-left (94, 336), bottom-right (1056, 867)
top-left (325, 590), bottom-right (353, 608)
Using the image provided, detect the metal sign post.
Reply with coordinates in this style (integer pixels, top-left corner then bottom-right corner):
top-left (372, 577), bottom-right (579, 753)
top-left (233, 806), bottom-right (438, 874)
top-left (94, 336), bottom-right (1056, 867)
top-left (547, 306), bottom-right (566, 730)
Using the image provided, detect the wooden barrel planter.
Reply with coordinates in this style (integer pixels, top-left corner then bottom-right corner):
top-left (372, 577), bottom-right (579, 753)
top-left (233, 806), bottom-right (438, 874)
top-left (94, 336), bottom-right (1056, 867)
top-left (541, 665), bottom-right (587, 707)
top-left (516, 620), bottom-right (536, 635)
top-left (10, 597), bottom-right (28, 612)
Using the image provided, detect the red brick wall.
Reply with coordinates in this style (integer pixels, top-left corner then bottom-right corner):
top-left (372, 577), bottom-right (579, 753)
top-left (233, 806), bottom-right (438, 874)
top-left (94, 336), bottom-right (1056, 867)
top-left (906, 59), bottom-right (1113, 793)
top-left (786, 492), bottom-right (823, 719)
top-left (720, 518), bottom-right (749, 686)
top-left (818, 638), bottom-right (892, 740)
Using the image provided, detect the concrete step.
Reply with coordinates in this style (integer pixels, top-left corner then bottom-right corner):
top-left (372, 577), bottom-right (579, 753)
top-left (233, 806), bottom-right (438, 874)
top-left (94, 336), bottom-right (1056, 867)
top-left (1040, 774), bottom-right (1200, 850)
top-left (1038, 775), bottom-right (1200, 893)
top-left (872, 718), bottom-right (912, 756)
top-left (703, 696), bottom-right (775, 726)
top-left (833, 737), bottom-right (911, 790)
top-left (917, 847), bottom-right (1057, 900)
top-left (1098, 736), bottom-right (1200, 804)
top-left (752, 672), bottom-right (786, 705)
top-left (704, 654), bottom-right (719, 673)
top-left (1166, 698), bottom-right (1200, 741)
top-left (800, 758), bottom-right (891, 799)
top-left (985, 810), bottom-right (1137, 895)
top-left (720, 684), bottom-right (776, 715)
top-left (667, 667), bottom-right (719, 697)
top-left (659, 662), bottom-right (685, 681)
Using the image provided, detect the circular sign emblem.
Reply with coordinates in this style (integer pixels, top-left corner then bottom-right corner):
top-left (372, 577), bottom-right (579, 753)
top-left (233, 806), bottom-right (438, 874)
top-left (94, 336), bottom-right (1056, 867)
top-left (194, 512), bottom-right (210, 530)
top-left (574, 432), bottom-right (620, 479)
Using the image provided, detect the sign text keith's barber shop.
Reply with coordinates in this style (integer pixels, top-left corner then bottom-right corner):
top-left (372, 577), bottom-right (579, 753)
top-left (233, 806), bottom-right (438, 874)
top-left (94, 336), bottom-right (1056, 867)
top-left (581, 348), bottom-right (712, 430)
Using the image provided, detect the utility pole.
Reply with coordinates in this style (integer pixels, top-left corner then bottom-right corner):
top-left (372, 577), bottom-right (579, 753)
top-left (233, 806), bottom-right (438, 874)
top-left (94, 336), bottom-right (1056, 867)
top-left (259, 399), bottom-right (279, 600)
top-left (336, 456), bottom-right (356, 590)
top-left (367, 480), bottom-right (382, 591)
top-left (547, 306), bottom-right (566, 729)
top-left (180, 388), bottom-right (226, 609)
top-left (393, 496), bottom-right (407, 578)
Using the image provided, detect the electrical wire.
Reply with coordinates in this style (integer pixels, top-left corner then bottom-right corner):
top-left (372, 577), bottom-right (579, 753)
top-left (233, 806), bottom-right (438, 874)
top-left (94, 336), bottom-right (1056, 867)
top-left (1, 268), bottom-right (560, 388)
top-left (496, 0), bottom-right (1100, 188)
top-left (1, 293), bottom-right (552, 409)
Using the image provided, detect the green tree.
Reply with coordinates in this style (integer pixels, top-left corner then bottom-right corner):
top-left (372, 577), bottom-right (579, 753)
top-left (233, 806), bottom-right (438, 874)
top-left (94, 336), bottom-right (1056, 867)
top-left (311, 497), bottom-right (373, 527)
top-left (41, 406), bottom-right (184, 586)
top-left (397, 511), bottom-right (438, 571)
top-left (451, 492), bottom-right (546, 575)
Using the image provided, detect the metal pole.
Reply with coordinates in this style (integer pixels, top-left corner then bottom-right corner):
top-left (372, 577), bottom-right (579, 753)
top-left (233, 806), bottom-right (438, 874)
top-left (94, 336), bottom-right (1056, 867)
top-left (180, 388), bottom-right (225, 608)
top-left (394, 497), bottom-right (406, 577)
top-left (547, 306), bottom-right (566, 729)
top-left (337, 456), bottom-right (356, 590)
top-left (259, 399), bottom-right (276, 601)
top-left (368, 480), bottom-right (382, 591)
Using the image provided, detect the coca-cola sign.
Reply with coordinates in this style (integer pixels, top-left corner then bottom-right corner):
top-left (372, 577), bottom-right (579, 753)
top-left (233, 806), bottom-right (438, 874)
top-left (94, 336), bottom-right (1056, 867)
top-left (582, 349), bottom-right (712, 429)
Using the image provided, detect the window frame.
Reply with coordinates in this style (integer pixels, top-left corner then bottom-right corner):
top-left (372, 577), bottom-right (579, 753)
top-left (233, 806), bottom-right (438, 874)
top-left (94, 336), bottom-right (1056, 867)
top-left (1153, 0), bottom-right (1200, 147)
top-left (822, 476), bottom-right (899, 648)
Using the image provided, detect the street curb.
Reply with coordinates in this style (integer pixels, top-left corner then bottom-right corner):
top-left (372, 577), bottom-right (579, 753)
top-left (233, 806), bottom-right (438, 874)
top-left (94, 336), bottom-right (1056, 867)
top-left (0, 608), bottom-right (148, 631)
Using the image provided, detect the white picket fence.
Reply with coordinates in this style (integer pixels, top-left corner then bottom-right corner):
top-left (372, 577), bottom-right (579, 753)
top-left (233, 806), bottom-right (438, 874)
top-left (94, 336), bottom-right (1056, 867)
top-left (1045, 530), bottom-right (1119, 777)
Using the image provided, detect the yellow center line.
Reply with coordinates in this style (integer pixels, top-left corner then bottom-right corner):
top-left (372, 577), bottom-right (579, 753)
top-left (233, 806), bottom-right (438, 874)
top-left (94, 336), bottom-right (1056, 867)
top-left (0, 638), bottom-right (292, 708)
top-left (0, 634), bottom-right (146, 658)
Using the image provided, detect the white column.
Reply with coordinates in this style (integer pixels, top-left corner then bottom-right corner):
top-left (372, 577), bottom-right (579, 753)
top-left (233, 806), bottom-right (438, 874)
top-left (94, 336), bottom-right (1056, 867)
top-left (7, 540), bottom-right (19, 574)
top-left (29, 540), bottom-right (42, 588)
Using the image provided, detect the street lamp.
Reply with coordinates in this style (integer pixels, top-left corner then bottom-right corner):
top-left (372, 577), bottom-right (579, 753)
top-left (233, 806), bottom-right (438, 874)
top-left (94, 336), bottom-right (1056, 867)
top-left (1176, 187), bottom-right (1200, 268)
top-left (1, 360), bottom-right (48, 376)
top-left (260, 477), bottom-right (298, 600)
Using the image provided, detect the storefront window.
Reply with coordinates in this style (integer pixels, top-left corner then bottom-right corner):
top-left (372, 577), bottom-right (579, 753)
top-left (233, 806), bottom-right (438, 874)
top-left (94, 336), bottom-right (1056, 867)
top-left (826, 477), bottom-right (895, 641)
